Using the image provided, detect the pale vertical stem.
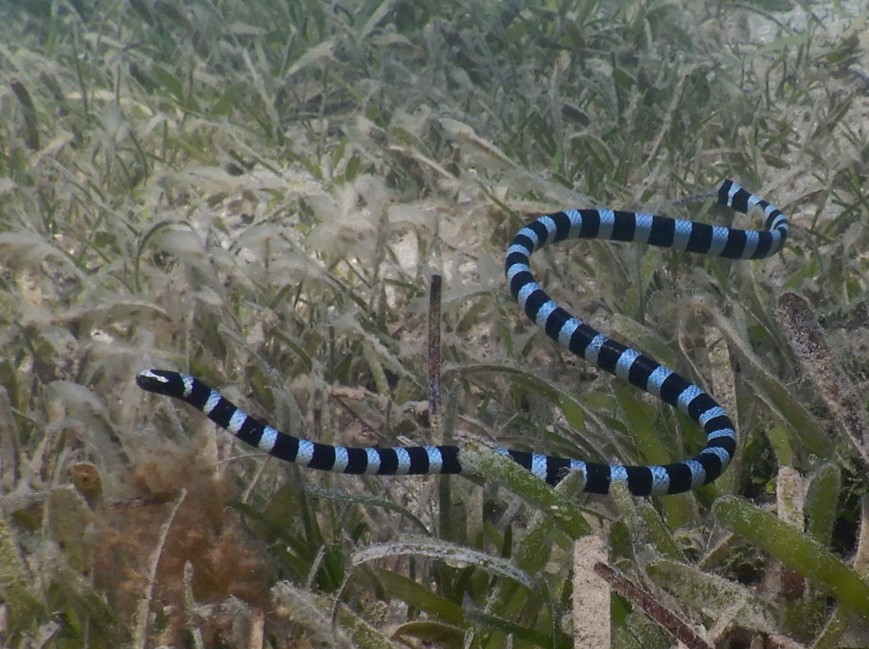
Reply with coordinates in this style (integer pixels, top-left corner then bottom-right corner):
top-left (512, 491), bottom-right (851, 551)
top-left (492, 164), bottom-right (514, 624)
top-left (573, 534), bottom-right (610, 649)
top-left (132, 488), bottom-right (187, 649)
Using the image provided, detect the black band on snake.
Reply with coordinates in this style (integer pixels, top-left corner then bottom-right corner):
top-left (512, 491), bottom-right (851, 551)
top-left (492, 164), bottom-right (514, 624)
top-left (137, 179), bottom-right (788, 496)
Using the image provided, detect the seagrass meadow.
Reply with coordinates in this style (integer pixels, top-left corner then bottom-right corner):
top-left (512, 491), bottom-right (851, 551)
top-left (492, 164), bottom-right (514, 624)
top-left (0, 1), bottom-right (868, 647)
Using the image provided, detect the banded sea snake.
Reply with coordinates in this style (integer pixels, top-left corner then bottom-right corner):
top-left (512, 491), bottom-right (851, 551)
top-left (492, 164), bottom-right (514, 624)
top-left (137, 179), bottom-right (788, 496)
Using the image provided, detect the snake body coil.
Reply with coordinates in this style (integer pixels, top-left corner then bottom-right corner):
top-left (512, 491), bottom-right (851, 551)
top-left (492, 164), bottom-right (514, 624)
top-left (137, 179), bottom-right (788, 495)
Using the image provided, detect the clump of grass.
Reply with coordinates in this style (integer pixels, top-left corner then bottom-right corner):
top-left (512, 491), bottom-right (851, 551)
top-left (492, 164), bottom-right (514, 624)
top-left (0, 0), bottom-right (867, 647)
